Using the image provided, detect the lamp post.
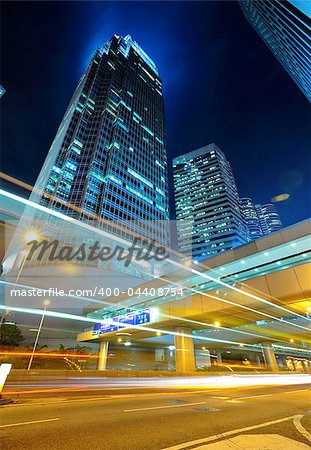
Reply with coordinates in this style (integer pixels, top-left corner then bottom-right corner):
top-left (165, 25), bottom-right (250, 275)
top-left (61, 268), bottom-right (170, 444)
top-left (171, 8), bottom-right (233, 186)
top-left (27, 299), bottom-right (50, 371)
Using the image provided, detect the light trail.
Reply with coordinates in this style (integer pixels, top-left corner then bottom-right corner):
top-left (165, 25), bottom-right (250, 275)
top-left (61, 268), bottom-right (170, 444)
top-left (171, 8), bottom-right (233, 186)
top-left (3, 374), bottom-right (311, 394)
top-left (1, 275), bottom-right (310, 347)
top-left (0, 351), bottom-right (98, 358)
top-left (0, 304), bottom-right (258, 348)
top-left (1, 187), bottom-right (310, 343)
top-left (1, 186), bottom-right (309, 327)
top-left (1, 276), bottom-right (310, 346)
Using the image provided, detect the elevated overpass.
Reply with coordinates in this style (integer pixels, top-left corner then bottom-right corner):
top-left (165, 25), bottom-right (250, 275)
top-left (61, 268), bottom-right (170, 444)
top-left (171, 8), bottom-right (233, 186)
top-left (77, 220), bottom-right (311, 372)
top-left (1, 185), bottom-right (310, 373)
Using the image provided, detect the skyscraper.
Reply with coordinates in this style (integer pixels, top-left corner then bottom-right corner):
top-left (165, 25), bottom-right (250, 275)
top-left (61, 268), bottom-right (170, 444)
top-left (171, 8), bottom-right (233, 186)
top-left (29, 34), bottom-right (169, 245)
top-left (240, 197), bottom-right (263, 241)
top-left (173, 144), bottom-right (248, 259)
top-left (255, 203), bottom-right (283, 235)
top-left (240, 0), bottom-right (311, 102)
top-left (240, 198), bottom-right (283, 241)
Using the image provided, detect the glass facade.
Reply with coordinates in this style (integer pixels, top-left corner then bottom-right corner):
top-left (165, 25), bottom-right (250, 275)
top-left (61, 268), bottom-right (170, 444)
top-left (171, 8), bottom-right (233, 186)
top-left (173, 143), bottom-right (248, 259)
top-left (240, 0), bottom-right (311, 102)
top-left (240, 197), bottom-right (263, 241)
top-left (30, 35), bottom-right (169, 245)
top-left (255, 203), bottom-right (283, 235)
top-left (240, 198), bottom-right (283, 241)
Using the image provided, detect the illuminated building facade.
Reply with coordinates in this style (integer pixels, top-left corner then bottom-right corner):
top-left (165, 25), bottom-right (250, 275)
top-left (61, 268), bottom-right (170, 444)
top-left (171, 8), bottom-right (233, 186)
top-left (255, 203), bottom-right (283, 235)
top-left (240, 198), bottom-right (283, 241)
top-left (240, 197), bottom-right (263, 241)
top-left (173, 143), bottom-right (248, 259)
top-left (30, 35), bottom-right (169, 245)
top-left (240, 0), bottom-right (311, 102)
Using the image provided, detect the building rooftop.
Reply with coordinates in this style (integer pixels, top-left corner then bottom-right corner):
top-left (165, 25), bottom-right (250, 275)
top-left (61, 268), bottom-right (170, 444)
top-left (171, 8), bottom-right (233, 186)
top-left (173, 143), bottom-right (224, 165)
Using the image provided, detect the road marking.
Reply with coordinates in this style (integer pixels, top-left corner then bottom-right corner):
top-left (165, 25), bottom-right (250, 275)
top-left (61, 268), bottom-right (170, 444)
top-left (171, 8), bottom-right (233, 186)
top-left (0, 418), bottom-right (60, 428)
top-left (210, 396), bottom-right (230, 400)
top-left (234, 393), bottom-right (273, 400)
top-left (293, 415), bottom-right (311, 444)
top-left (193, 434), bottom-right (310, 449)
top-left (283, 389), bottom-right (310, 395)
top-left (161, 415), bottom-right (299, 450)
top-left (124, 401), bottom-right (207, 413)
top-left (226, 389), bottom-right (309, 403)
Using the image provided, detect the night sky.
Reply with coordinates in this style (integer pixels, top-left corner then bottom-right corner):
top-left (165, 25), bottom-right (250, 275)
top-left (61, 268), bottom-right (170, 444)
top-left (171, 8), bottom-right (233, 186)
top-left (1, 1), bottom-right (310, 226)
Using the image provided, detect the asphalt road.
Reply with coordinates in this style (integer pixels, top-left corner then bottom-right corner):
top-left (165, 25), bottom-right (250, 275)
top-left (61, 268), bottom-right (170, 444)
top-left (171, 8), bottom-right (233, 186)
top-left (1, 377), bottom-right (311, 449)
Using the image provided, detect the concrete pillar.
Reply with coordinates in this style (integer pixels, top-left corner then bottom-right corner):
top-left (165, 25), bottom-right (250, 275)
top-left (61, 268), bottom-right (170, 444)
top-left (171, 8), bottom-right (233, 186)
top-left (302, 360), bottom-right (310, 373)
top-left (174, 327), bottom-right (196, 373)
top-left (217, 351), bottom-right (222, 365)
top-left (256, 355), bottom-right (262, 367)
top-left (261, 343), bottom-right (278, 371)
top-left (98, 340), bottom-right (109, 370)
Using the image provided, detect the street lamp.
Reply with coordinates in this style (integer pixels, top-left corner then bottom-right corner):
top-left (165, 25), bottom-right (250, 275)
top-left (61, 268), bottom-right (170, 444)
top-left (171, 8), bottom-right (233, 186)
top-left (27, 299), bottom-right (50, 371)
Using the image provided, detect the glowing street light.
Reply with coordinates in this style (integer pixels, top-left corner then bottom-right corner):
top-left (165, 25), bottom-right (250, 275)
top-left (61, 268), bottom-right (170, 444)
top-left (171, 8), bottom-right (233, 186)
top-left (23, 229), bottom-right (41, 243)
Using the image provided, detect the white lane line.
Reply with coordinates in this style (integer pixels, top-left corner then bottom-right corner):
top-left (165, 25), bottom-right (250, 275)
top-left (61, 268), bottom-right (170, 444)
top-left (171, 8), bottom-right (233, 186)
top-left (235, 393), bottom-right (273, 400)
top-left (0, 418), bottom-right (60, 429)
top-left (210, 396), bottom-right (230, 400)
top-left (161, 415), bottom-right (298, 450)
top-left (283, 389), bottom-right (310, 395)
top-left (227, 400), bottom-right (243, 403)
top-left (124, 401), bottom-right (206, 413)
top-left (227, 389), bottom-right (309, 403)
top-left (293, 415), bottom-right (311, 444)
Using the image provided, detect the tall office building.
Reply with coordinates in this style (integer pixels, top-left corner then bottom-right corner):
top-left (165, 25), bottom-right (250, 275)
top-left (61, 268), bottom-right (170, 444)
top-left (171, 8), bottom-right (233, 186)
top-left (240, 0), bottom-right (311, 102)
top-left (240, 197), bottom-right (263, 241)
top-left (173, 144), bottom-right (248, 259)
top-left (240, 198), bottom-right (283, 241)
top-left (29, 34), bottom-right (169, 245)
top-left (255, 203), bottom-right (283, 235)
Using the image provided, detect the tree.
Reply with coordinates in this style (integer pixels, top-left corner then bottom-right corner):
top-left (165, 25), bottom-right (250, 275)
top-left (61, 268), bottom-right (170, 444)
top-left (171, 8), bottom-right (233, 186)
top-left (0, 323), bottom-right (25, 346)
